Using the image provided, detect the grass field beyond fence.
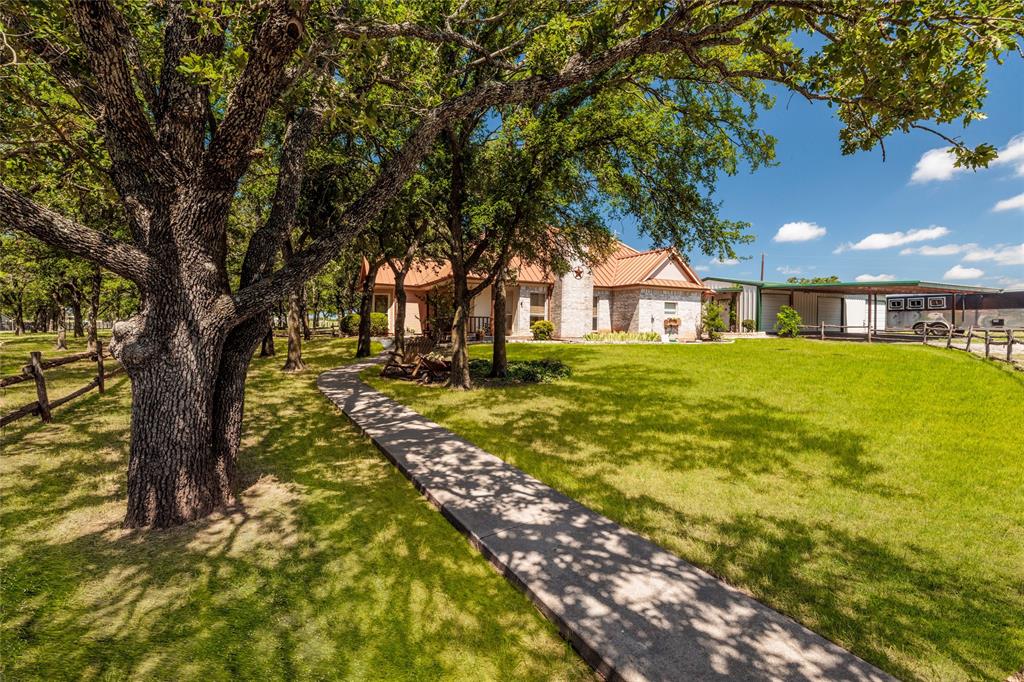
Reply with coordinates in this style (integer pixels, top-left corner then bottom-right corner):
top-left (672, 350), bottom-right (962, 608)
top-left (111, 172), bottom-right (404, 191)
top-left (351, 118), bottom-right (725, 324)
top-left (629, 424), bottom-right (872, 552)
top-left (1, 337), bottom-right (589, 681)
top-left (369, 339), bottom-right (1024, 681)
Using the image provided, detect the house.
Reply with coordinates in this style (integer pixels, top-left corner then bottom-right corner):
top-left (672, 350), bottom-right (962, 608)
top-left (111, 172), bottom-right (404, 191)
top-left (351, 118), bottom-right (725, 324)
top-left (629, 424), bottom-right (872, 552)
top-left (703, 277), bottom-right (1000, 333)
top-left (364, 241), bottom-right (710, 340)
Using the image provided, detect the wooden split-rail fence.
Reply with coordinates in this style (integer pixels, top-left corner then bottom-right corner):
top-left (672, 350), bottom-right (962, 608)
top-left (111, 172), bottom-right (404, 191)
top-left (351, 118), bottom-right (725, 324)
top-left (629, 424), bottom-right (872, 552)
top-left (925, 325), bottom-right (1020, 365)
top-left (1, 340), bottom-right (122, 428)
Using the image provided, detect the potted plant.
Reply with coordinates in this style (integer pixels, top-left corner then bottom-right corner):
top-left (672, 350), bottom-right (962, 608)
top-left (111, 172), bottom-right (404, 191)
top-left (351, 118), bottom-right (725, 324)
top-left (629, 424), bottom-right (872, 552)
top-left (663, 317), bottom-right (680, 341)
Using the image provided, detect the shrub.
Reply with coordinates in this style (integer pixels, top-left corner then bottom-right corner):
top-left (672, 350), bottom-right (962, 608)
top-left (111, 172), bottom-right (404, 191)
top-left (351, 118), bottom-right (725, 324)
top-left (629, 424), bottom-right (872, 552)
top-left (775, 305), bottom-right (802, 337)
top-left (702, 300), bottom-right (727, 341)
top-left (369, 312), bottom-right (389, 336)
top-left (582, 331), bottom-right (661, 342)
top-left (341, 313), bottom-right (360, 335)
top-left (530, 319), bottom-right (555, 340)
top-left (468, 358), bottom-right (571, 383)
top-left (742, 319), bottom-right (756, 332)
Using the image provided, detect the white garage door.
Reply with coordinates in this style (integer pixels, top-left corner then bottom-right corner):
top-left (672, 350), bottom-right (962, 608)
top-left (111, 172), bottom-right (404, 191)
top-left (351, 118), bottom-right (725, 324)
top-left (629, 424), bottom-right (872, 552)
top-left (760, 294), bottom-right (789, 332)
top-left (818, 297), bottom-right (842, 326)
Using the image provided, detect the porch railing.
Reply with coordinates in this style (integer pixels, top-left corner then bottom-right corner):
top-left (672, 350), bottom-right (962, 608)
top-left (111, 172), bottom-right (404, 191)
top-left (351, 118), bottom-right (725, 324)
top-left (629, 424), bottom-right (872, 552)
top-left (425, 316), bottom-right (492, 341)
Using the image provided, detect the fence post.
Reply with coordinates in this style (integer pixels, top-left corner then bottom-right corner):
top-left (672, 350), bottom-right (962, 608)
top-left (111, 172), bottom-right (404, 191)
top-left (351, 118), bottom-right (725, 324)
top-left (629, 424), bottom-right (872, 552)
top-left (820, 320), bottom-right (825, 341)
top-left (1008, 329), bottom-right (1015, 363)
top-left (946, 324), bottom-right (953, 349)
top-left (96, 339), bottom-right (105, 393)
top-left (984, 330), bottom-right (990, 358)
top-left (965, 326), bottom-right (973, 352)
top-left (922, 325), bottom-right (929, 345)
top-left (29, 351), bottom-right (51, 423)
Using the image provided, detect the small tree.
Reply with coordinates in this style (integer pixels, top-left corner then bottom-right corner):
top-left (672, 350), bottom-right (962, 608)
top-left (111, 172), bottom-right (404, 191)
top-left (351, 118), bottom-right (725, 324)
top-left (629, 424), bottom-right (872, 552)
top-left (702, 301), bottom-right (727, 341)
top-left (775, 306), bottom-right (802, 337)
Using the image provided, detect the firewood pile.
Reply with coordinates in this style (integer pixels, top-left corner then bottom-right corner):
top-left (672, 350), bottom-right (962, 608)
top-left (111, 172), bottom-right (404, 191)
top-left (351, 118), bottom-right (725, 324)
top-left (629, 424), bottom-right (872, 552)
top-left (380, 336), bottom-right (451, 383)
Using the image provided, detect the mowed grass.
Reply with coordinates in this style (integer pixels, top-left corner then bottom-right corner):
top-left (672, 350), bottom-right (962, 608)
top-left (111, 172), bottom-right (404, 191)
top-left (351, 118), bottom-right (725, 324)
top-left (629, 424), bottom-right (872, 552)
top-left (1, 331), bottom-right (118, 412)
top-left (1, 337), bottom-right (591, 681)
top-left (368, 339), bottom-right (1024, 681)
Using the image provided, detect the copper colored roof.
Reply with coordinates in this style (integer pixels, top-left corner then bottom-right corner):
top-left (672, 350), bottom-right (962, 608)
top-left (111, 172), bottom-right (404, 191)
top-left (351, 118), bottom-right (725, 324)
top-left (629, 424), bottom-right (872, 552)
top-left (368, 240), bottom-right (707, 291)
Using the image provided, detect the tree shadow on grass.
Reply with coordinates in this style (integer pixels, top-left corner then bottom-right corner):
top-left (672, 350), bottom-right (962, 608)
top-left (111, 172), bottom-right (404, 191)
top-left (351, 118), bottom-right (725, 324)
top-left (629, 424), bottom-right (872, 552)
top-left (367, 344), bottom-right (1023, 680)
top-left (1, 340), bottom-right (589, 681)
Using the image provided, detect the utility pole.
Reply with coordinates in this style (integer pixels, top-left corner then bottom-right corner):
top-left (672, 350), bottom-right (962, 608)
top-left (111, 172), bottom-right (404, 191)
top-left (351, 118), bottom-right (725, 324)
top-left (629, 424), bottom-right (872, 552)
top-left (760, 253), bottom-right (765, 281)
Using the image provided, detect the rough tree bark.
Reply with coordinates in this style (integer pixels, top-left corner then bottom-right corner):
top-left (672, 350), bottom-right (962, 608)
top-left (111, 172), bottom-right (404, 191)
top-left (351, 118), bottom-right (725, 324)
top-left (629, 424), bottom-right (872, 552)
top-left (299, 286), bottom-right (311, 340)
top-left (282, 292), bottom-right (306, 371)
top-left (70, 295), bottom-right (85, 337)
top-left (87, 264), bottom-right (101, 352)
top-left (390, 264), bottom-right (408, 357)
top-left (357, 260), bottom-right (381, 358)
top-left (259, 326), bottom-right (276, 356)
top-left (53, 296), bottom-right (68, 349)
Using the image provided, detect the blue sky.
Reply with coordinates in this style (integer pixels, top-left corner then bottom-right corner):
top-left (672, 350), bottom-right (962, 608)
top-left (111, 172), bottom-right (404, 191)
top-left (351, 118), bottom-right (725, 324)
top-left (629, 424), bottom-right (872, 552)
top-left (615, 57), bottom-right (1024, 290)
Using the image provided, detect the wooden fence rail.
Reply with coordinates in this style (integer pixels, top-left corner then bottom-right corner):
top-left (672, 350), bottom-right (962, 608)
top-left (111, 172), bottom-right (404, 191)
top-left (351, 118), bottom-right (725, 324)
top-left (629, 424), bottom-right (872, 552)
top-left (926, 325), bottom-right (1021, 364)
top-left (1, 340), bottom-right (121, 428)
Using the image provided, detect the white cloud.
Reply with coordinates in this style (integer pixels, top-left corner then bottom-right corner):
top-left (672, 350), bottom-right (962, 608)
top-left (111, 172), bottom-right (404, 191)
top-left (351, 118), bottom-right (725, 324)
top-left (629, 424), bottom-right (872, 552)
top-left (712, 257), bottom-right (740, 266)
top-left (855, 273), bottom-right (897, 282)
top-left (962, 243), bottom-right (1024, 266)
top-left (910, 147), bottom-right (960, 183)
top-left (999, 280), bottom-right (1024, 291)
top-left (910, 132), bottom-right (1024, 183)
top-left (777, 265), bottom-right (802, 275)
top-left (943, 264), bottom-right (985, 280)
top-left (992, 192), bottom-right (1024, 212)
top-left (773, 221), bottom-right (826, 242)
top-left (991, 133), bottom-right (1024, 177)
top-left (693, 264), bottom-right (710, 272)
top-left (899, 243), bottom-right (974, 256)
top-left (839, 225), bottom-right (950, 252)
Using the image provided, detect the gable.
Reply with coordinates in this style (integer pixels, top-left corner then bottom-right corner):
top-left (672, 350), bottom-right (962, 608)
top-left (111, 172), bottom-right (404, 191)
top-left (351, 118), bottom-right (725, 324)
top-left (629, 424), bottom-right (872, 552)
top-left (648, 259), bottom-right (689, 281)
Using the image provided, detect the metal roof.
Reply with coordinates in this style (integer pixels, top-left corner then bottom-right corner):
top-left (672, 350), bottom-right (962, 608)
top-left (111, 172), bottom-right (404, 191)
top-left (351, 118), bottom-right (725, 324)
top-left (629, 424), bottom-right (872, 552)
top-left (703, 276), bottom-right (1001, 295)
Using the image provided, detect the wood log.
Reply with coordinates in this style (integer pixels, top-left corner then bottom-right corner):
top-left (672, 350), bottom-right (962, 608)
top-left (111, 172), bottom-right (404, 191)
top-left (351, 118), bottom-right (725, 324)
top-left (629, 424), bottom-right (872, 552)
top-left (48, 378), bottom-right (100, 411)
top-left (0, 401), bottom-right (40, 428)
top-left (29, 352), bottom-right (50, 423)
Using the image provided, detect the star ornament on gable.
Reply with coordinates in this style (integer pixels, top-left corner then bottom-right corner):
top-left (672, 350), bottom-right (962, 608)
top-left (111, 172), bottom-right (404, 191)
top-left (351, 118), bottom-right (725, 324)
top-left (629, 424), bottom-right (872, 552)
top-left (573, 267), bottom-right (584, 280)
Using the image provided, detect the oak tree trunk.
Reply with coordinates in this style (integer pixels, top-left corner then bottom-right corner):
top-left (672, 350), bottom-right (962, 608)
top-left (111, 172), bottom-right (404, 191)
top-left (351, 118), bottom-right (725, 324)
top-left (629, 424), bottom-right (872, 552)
top-left (490, 271), bottom-right (507, 378)
top-left (299, 287), bottom-right (311, 341)
top-left (282, 291), bottom-right (305, 371)
top-left (54, 299), bottom-right (67, 349)
top-left (447, 273), bottom-right (472, 389)
top-left (393, 269), bottom-right (407, 357)
top-left (71, 297), bottom-right (85, 337)
top-left (87, 265), bottom-right (101, 352)
top-left (356, 262), bottom-right (379, 358)
top-left (259, 326), bottom-right (276, 356)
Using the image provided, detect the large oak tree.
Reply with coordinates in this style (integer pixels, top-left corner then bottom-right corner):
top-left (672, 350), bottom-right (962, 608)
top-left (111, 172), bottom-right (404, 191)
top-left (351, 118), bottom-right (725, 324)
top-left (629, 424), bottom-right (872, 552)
top-left (0, 0), bottom-right (1019, 527)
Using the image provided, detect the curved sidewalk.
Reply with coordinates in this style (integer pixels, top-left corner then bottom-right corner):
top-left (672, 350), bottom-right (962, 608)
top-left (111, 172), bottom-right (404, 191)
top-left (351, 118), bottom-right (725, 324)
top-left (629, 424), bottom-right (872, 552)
top-left (318, 361), bottom-right (895, 682)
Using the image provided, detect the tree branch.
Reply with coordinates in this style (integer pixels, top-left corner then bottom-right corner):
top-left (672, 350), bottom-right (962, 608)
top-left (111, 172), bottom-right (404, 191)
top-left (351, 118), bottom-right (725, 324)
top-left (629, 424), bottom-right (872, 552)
top-left (0, 183), bottom-right (151, 283)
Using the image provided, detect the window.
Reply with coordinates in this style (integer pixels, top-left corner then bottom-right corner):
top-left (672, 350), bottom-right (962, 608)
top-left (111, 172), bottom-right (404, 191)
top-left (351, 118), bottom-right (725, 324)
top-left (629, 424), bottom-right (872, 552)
top-left (664, 301), bottom-right (678, 316)
top-left (529, 292), bottom-right (546, 324)
top-left (907, 297), bottom-right (925, 310)
top-left (373, 294), bottom-right (389, 314)
top-left (887, 298), bottom-right (904, 310)
top-left (927, 296), bottom-right (947, 309)
top-left (593, 296), bottom-right (599, 331)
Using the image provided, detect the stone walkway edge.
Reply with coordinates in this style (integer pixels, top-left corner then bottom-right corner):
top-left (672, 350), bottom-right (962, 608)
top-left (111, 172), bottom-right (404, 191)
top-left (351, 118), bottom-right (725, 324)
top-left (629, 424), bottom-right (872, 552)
top-left (317, 360), bottom-right (896, 682)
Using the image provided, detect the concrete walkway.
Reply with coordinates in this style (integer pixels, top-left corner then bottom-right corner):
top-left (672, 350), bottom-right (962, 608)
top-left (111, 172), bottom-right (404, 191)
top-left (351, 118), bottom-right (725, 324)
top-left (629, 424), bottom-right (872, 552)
top-left (317, 361), bottom-right (895, 682)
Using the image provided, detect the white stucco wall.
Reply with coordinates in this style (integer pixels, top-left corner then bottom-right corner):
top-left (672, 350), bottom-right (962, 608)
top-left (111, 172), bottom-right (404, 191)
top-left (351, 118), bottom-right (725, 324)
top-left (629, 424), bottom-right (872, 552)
top-left (637, 289), bottom-right (702, 340)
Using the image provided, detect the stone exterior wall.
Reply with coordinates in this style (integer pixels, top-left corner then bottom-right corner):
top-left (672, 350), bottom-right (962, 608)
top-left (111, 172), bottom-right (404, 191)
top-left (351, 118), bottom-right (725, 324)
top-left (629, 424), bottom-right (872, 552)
top-left (611, 288), bottom-right (641, 332)
top-left (637, 289), bottom-right (702, 340)
top-left (512, 284), bottom-right (547, 335)
top-left (550, 264), bottom-right (594, 338)
top-left (593, 289), bottom-right (612, 332)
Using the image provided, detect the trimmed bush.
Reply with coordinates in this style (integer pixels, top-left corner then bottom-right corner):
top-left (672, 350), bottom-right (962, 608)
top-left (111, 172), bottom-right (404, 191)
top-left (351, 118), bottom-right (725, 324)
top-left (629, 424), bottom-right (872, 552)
top-left (468, 358), bottom-right (571, 383)
top-left (775, 305), bottom-right (802, 337)
top-left (582, 331), bottom-right (661, 342)
top-left (530, 319), bottom-right (555, 340)
top-left (702, 300), bottom-right (727, 341)
top-left (742, 319), bottom-right (756, 332)
top-left (341, 313), bottom-right (360, 335)
top-left (369, 312), bottom-right (389, 336)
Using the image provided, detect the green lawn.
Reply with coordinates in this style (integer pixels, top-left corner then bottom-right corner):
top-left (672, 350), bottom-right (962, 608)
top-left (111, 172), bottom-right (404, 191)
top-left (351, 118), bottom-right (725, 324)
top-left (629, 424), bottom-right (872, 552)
top-left (1, 331), bottom-right (119, 412)
top-left (368, 339), bottom-right (1024, 681)
top-left (1, 337), bottom-right (590, 681)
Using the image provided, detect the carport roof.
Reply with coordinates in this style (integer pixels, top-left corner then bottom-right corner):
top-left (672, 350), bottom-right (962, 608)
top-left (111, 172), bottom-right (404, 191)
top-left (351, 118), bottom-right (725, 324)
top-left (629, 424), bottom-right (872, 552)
top-left (703, 277), bottom-right (1001, 295)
